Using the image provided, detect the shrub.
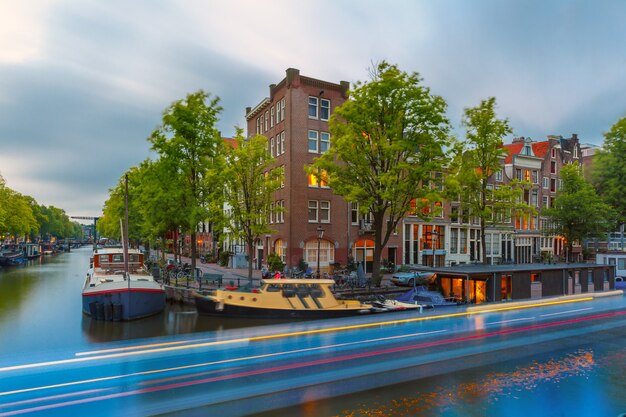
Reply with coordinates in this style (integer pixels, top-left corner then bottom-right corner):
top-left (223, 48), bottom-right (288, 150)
top-left (267, 253), bottom-right (284, 272)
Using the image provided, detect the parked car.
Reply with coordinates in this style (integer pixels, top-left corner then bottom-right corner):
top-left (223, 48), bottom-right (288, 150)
top-left (615, 276), bottom-right (626, 290)
top-left (390, 271), bottom-right (436, 287)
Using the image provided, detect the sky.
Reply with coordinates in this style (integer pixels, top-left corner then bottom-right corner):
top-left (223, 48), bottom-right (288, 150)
top-left (0, 0), bottom-right (625, 222)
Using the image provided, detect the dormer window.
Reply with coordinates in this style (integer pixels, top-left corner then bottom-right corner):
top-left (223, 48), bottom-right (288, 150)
top-left (523, 145), bottom-right (531, 156)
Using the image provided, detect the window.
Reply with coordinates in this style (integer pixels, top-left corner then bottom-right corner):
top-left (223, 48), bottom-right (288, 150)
top-left (308, 200), bottom-right (318, 222)
top-left (320, 99), bottom-right (330, 121)
top-left (531, 273), bottom-right (540, 282)
top-left (450, 228), bottom-right (458, 254)
top-left (523, 145), bottom-right (531, 155)
top-left (308, 130), bottom-right (318, 153)
top-left (574, 146), bottom-right (579, 159)
top-left (588, 271), bottom-right (593, 284)
top-left (532, 170), bottom-right (539, 184)
top-left (531, 189), bottom-right (538, 207)
top-left (495, 170), bottom-right (503, 181)
top-left (320, 200), bottom-right (330, 223)
top-left (280, 99), bottom-right (285, 121)
top-left (450, 206), bottom-right (460, 224)
top-left (551, 148), bottom-right (556, 159)
top-left (542, 177), bottom-right (549, 189)
top-left (270, 137), bottom-right (275, 157)
top-left (308, 130), bottom-right (330, 154)
top-left (256, 117), bottom-right (261, 134)
top-left (279, 131), bottom-right (285, 155)
top-left (270, 107), bottom-right (275, 128)
top-left (524, 169), bottom-right (530, 181)
top-left (350, 202), bottom-right (359, 225)
top-left (308, 96), bottom-right (318, 119)
top-left (542, 196), bottom-right (549, 208)
top-left (460, 228), bottom-right (467, 254)
top-left (515, 169), bottom-right (522, 180)
top-left (275, 133), bottom-right (280, 155)
top-left (275, 102), bottom-right (281, 124)
top-left (308, 168), bottom-right (329, 188)
top-left (269, 202), bottom-right (274, 224)
top-left (264, 111), bottom-right (269, 132)
top-left (619, 259), bottom-right (626, 270)
top-left (550, 160), bottom-right (556, 174)
top-left (320, 132), bottom-right (330, 153)
top-left (550, 178), bottom-right (556, 193)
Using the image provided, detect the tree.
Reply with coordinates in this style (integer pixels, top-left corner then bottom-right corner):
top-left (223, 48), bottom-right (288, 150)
top-left (448, 97), bottom-right (533, 264)
top-left (543, 163), bottom-right (616, 261)
top-left (222, 129), bottom-right (281, 281)
top-left (312, 62), bottom-right (450, 286)
top-left (592, 116), bottom-right (626, 223)
top-left (148, 90), bottom-right (224, 274)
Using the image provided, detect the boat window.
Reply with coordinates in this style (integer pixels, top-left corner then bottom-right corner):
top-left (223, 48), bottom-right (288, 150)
top-left (266, 284), bottom-right (281, 292)
top-left (309, 284), bottom-right (324, 298)
top-left (296, 285), bottom-right (310, 296)
top-left (99, 255), bottom-right (109, 264)
top-left (282, 284), bottom-right (296, 298)
top-left (112, 254), bottom-right (123, 262)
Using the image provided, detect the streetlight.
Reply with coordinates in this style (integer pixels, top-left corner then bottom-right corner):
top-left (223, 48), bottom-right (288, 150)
top-left (316, 225), bottom-right (324, 278)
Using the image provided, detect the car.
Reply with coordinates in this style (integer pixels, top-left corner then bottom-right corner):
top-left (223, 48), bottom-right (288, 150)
top-left (390, 271), bottom-right (436, 287)
top-left (615, 276), bottom-right (626, 290)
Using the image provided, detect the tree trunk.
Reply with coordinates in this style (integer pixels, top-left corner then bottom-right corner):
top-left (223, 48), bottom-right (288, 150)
top-left (371, 213), bottom-right (385, 287)
top-left (247, 240), bottom-right (254, 285)
top-left (190, 230), bottom-right (197, 280)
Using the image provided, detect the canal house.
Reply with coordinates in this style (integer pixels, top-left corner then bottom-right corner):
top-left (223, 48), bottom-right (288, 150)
top-left (422, 263), bottom-right (615, 304)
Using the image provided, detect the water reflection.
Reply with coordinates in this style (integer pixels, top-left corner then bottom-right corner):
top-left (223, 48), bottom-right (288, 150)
top-left (82, 302), bottom-right (298, 343)
top-left (329, 349), bottom-right (597, 417)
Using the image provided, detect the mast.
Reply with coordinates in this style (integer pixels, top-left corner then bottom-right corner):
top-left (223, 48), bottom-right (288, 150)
top-left (124, 174), bottom-right (130, 286)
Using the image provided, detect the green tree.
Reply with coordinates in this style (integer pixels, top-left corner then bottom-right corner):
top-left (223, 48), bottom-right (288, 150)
top-left (592, 116), bottom-right (626, 223)
top-left (448, 97), bottom-right (534, 264)
top-left (312, 62), bottom-right (450, 286)
top-left (148, 90), bottom-right (224, 274)
top-left (222, 129), bottom-right (281, 281)
top-left (544, 163), bottom-right (616, 261)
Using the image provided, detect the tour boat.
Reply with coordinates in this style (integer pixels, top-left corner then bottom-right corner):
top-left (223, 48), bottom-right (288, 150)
top-left (82, 247), bottom-right (165, 321)
top-left (193, 278), bottom-right (374, 318)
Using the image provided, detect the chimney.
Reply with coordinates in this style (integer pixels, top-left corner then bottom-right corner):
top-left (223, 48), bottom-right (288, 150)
top-left (340, 81), bottom-right (350, 98)
top-left (286, 68), bottom-right (300, 88)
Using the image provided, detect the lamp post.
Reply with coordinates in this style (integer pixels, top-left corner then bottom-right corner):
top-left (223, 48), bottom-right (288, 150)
top-left (316, 225), bottom-right (324, 278)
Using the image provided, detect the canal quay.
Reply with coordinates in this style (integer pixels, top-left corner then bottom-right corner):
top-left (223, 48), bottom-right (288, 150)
top-left (0, 247), bottom-right (625, 417)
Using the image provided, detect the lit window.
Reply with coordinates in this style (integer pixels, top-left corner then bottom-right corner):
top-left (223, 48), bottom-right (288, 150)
top-left (320, 99), bottom-right (330, 121)
top-left (308, 96), bottom-right (318, 119)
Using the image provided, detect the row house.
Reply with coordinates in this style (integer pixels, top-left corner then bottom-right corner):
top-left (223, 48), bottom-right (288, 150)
top-left (242, 68), bottom-right (584, 272)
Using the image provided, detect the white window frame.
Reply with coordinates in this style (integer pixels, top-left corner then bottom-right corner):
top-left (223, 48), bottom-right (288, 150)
top-left (308, 130), bottom-right (319, 153)
top-left (280, 98), bottom-right (285, 121)
top-left (320, 98), bottom-right (330, 121)
top-left (270, 107), bottom-right (275, 128)
top-left (308, 96), bottom-right (318, 119)
top-left (270, 137), bottom-right (275, 157)
top-left (320, 200), bottom-right (330, 223)
top-left (320, 132), bottom-right (330, 153)
top-left (279, 131), bottom-right (285, 155)
top-left (264, 111), bottom-right (269, 132)
top-left (308, 200), bottom-right (318, 222)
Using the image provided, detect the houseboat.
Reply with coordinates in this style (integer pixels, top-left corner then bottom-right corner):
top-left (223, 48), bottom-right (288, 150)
top-left (82, 247), bottom-right (165, 321)
top-left (193, 278), bottom-right (374, 318)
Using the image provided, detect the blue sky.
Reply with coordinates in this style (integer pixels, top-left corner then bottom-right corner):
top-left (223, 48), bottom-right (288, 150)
top-left (0, 0), bottom-right (625, 219)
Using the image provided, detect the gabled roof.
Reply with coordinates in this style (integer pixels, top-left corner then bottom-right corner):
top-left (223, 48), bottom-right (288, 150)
top-left (532, 141), bottom-right (550, 158)
top-left (503, 143), bottom-right (523, 164)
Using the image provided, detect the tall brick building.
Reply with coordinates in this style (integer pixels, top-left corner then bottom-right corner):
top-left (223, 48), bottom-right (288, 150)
top-left (245, 68), bottom-right (402, 273)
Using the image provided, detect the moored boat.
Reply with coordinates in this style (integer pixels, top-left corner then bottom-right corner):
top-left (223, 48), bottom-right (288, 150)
top-left (193, 278), bottom-right (374, 318)
top-left (82, 247), bottom-right (165, 321)
top-left (395, 286), bottom-right (459, 308)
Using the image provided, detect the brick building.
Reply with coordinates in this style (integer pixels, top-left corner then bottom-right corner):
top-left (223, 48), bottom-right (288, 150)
top-left (244, 68), bottom-right (403, 274)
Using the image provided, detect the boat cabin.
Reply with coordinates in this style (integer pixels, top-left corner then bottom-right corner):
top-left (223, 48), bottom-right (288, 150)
top-left (92, 248), bottom-right (144, 274)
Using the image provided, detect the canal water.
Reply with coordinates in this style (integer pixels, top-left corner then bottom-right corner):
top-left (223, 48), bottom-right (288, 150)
top-left (1, 247), bottom-right (625, 416)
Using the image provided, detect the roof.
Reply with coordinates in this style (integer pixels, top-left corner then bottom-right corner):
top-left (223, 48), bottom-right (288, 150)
top-left (223, 137), bottom-right (237, 149)
top-left (532, 141), bottom-right (550, 158)
top-left (503, 143), bottom-right (523, 164)
top-left (410, 262), bottom-right (608, 277)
